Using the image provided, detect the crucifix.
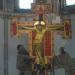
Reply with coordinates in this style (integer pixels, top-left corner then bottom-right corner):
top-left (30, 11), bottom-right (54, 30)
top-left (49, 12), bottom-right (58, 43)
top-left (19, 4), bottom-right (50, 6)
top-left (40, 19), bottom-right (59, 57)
top-left (11, 0), bottom-right (71, 75)
top-left (16, 14), bottom-right (64, 67)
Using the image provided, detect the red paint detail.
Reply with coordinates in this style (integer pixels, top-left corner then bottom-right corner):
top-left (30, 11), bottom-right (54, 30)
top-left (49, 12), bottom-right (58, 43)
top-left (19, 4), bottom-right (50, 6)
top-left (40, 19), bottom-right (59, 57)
top-left (11, 22), bottom-right (17, 35)
top-left (43, 31), bottom-right (52, 56)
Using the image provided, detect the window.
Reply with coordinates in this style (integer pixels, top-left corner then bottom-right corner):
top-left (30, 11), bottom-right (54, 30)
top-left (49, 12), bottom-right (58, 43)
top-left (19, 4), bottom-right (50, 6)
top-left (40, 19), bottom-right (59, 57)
top-left (66, 0), bottom-right (75, 6)
top-left (19, 0), bottom-right (33, 9)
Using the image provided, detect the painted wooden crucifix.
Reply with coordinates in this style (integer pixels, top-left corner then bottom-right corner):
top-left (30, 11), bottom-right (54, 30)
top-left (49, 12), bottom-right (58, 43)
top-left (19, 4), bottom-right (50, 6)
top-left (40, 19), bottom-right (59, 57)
top-left (13, 14), bottom-right (64, 68)
top-left (11, 0), bottom-right (71, 70)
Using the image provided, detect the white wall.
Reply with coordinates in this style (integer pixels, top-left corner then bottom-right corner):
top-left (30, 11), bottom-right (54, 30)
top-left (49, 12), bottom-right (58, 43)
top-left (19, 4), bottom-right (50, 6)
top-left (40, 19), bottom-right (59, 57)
top-left (0, 18), bottom-right (4, 75)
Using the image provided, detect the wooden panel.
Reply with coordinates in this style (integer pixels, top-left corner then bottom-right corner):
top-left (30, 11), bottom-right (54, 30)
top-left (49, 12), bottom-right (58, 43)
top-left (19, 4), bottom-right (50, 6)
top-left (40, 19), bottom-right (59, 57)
top-left (11, 22), bottom-right (17, 36)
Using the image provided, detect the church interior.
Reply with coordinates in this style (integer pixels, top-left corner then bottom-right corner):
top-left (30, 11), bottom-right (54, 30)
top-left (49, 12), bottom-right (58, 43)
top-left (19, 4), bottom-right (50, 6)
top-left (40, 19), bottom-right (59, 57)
top-left (0, 0), bottom-right (75, 75)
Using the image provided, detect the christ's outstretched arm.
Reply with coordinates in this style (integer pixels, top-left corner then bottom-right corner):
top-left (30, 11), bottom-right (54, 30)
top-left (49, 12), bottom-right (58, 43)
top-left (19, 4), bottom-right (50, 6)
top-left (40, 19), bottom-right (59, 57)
top-left (18, 25), bottom-right (36, 30)
top-left (46, 25), bottom-right (64, 31)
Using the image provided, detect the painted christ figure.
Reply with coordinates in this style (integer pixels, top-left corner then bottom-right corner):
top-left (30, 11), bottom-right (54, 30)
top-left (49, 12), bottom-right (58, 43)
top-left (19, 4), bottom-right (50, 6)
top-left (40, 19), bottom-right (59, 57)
top-left (19, 20), bottom-right (54, 68)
